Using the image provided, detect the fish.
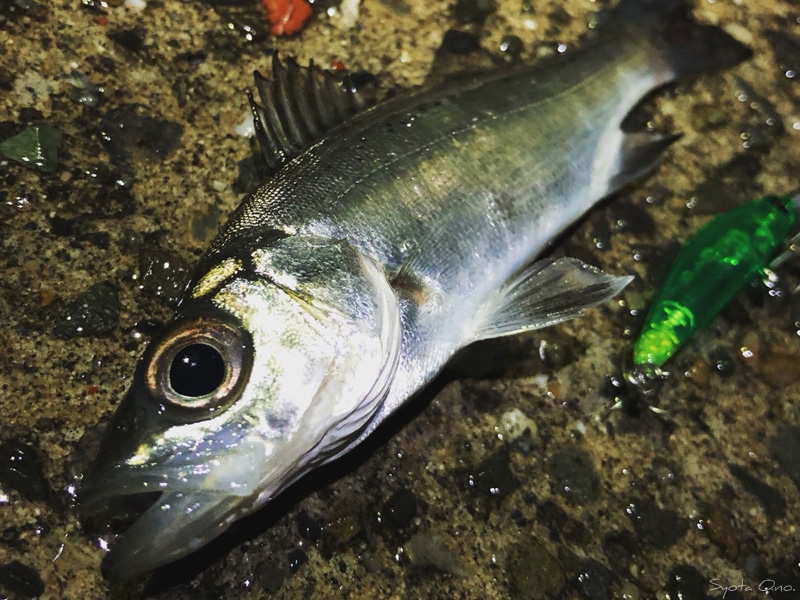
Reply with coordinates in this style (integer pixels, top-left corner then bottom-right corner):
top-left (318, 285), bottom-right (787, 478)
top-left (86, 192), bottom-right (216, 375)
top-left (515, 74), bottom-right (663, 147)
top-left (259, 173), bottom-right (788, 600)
top-left (79, 0), bottom-right (751, 580)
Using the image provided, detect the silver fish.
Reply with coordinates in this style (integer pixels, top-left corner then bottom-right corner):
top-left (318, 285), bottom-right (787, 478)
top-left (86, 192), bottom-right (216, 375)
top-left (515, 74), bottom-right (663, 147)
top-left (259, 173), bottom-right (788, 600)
top-left (80, 0), bottom-right (749, 580)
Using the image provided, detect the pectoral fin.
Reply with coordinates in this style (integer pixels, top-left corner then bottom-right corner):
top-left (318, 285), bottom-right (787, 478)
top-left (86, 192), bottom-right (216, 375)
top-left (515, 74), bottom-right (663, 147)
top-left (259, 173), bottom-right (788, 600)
top-left (471, 257), bottom-right (632, 342)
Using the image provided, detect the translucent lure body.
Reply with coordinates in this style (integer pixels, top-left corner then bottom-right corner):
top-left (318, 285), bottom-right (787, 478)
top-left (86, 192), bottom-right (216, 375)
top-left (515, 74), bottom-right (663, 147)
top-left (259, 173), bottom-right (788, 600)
top-left (634, 196), bottom-right (797, 368)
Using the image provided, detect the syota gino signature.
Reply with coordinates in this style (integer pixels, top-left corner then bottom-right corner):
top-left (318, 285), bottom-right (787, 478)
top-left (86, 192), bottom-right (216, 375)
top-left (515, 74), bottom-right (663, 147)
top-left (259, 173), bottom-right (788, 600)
top-left (710, 578), bottom-right (798, 598)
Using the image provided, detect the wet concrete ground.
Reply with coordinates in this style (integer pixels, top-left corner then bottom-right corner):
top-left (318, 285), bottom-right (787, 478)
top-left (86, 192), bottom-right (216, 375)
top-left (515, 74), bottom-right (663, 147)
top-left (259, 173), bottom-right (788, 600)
top-left (2, 0), bottom-right (800, 598)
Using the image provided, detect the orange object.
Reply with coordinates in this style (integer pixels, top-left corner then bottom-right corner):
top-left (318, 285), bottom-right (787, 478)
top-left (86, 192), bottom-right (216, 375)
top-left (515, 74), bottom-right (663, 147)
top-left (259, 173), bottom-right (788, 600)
top-left (330, 60), bottom-right (346, 72)
top-left (262, 0), bottom-right (312, 36)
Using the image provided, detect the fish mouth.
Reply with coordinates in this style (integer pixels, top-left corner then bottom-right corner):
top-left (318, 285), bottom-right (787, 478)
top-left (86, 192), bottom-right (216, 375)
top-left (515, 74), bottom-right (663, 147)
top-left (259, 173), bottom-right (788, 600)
top-left (81, 474), bottom-right (248, 582)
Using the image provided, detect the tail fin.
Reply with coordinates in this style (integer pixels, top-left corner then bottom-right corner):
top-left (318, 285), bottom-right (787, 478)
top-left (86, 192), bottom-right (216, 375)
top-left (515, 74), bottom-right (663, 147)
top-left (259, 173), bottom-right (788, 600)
top-left (603, 0), bottom-right (752, 77)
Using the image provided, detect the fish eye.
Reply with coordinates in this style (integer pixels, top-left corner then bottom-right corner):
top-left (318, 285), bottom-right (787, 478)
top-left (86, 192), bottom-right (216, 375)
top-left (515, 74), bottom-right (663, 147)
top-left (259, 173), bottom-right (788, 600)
top-left (144, 316), bottom-right (252, 415)
top-left (169, 343), bottom-right (226, 398)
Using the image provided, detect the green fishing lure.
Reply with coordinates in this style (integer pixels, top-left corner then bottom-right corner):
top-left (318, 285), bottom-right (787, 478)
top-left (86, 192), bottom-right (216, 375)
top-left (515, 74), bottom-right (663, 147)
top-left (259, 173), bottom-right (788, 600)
top-left (633, 195), bottom-right (798, 370)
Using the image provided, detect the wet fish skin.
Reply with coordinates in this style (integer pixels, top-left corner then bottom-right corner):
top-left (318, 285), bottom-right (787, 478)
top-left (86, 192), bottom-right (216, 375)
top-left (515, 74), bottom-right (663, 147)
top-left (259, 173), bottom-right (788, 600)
top-left (80, 0), bottom-right (750, 580)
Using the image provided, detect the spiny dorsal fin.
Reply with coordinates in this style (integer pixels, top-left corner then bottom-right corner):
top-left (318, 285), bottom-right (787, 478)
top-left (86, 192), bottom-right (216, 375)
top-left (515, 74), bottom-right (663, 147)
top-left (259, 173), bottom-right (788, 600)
top-left (249, 54), bottom-right (376, 174)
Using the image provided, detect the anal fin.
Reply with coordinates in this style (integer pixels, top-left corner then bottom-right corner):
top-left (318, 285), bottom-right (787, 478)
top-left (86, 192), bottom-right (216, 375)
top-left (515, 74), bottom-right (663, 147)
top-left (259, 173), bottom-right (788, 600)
top-left (471, 258), bottom-right (632, 342)
top-left (608, 131), bottom-right (681, 192)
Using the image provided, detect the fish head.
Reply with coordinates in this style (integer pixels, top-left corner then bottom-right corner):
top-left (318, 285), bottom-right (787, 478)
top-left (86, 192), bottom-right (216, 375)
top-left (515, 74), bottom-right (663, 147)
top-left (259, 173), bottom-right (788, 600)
top-left (80, 234), bottom-right (401, 580)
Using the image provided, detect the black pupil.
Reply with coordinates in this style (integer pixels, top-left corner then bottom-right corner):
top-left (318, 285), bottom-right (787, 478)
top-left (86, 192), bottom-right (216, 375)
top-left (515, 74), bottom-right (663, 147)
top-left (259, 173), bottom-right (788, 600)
top-left (169, 343), bottom-right (226, 398)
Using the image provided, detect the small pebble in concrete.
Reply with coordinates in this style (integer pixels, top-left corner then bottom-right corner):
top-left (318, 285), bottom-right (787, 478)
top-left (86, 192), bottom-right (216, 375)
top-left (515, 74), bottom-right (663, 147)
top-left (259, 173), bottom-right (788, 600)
top-left (0, 560), bottom-right (45, 598)
top-left (548, 446), bottom-right (598, 504)
top-left (728, 463), bottom-right (786, 518)
top-left (0, 441), bottom-right (48, 501)
top-left (466, 447), bottom-right (518, 498)
top-left (382, 487), bottom-right (417, 530)
top-left (0, 125), bottom-right (62, 172)
top-left (506, 536), bottom-right (565, 600)
top-left (53, 282), bottom-right (120, 338)
top-left (770, 426), bottom-right (800, 491)
top-left (625, 498), bottom-right (687, 548)
top-left (572, 559), bottom-right (613, 600)
top-left (665, 564), bottom-right (709, 600)
top-left (404, 530), bottom-right (466, 577)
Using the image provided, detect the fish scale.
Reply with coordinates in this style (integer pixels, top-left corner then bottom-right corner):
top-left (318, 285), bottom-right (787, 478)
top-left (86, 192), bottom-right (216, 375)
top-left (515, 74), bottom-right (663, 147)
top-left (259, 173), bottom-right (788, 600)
top-left (236, 41), bottom-right (663, 418)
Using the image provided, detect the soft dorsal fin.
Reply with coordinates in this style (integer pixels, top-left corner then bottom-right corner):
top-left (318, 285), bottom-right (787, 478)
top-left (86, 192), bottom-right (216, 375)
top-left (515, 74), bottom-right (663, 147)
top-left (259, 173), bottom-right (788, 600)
top-left (248, 54), bottom-right (376, 174)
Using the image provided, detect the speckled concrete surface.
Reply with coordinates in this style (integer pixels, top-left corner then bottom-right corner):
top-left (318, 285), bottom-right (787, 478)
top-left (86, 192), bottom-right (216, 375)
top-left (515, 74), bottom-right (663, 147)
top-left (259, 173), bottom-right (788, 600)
top-left (2, 0), bottom-right (800, 598)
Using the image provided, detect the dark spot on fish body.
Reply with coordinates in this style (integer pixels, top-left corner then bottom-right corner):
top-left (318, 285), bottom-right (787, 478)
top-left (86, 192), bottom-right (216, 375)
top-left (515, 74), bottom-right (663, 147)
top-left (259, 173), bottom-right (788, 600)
top-left (510, 427), bottom-right (535, 455)
top-left (390, 270), bottom-right (428, 306)
top-left (175, 50), bottom-right (209, 69)
top-left (264, 407), bottom-right (294, 431)
top-left (134, 318), bottom-right (164, 336)
top-left (86, 53), bottom-right (117, 75)
top-left (171, 76), bottom-right (191, 108)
